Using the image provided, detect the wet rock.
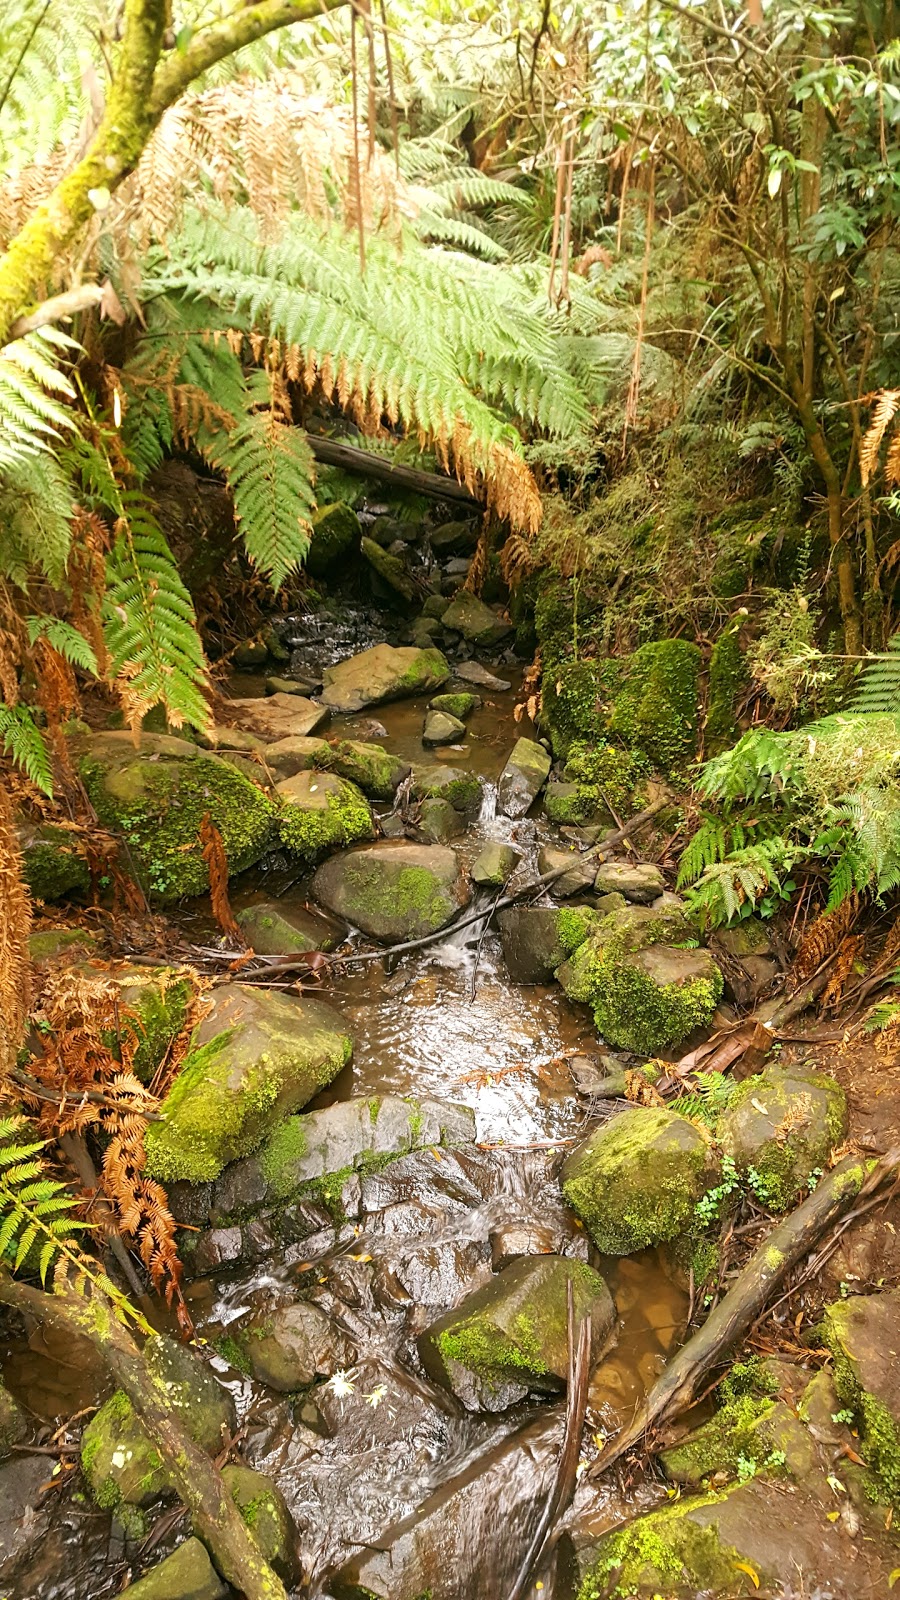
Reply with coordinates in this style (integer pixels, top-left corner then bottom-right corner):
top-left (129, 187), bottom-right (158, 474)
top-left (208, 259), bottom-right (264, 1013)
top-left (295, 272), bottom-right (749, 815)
top-left (593, 860), bottom-right (665, 903)
top-left (305, 501), bottom-right (361, 577)
top-left (412, 763), bottom-right (483, 813)
top-left (276, 769), bottom-right (375, 862)
top-left (710, 916), bottom-right (779, 1006)
top-left (378, 1236), bottom-right (493, 1316)
top-left (77, 732), bottom-right (276, 902)
top-left (498, 904), bottom-right (596, 983)
top-left (453, 660), bottom-right (511, 691)
top-left (489, 1222), bottom-right (558, 1271)
top-left (264, 674), bottom-right (319, 696)
top-left (144, 985), bottom-right (352, 1184)
top-left (262, 734), bottom-right (330, 777)
top-left (418, 1255), bottom-right (616, 1411)
top-left (331, 1413), bottom-right (562, 1598)
top-left (556, 904), bottom-right (722, 1054)
top-left (320, 644), bottom-right (450, 713)
top-left (220, 1464), bottom-right (301, 1583)
top-left (81, 1336), bottom-right (235, 1510)
top-left (471, 841), bottom-right (521, 887)
top-left (311, 1357), bottom-right (456, 1454)
top-left (28, 925), bottom-right (99, 965)
top-left (567, 1054), bottom-right (628, 1098)
top-left (379, 812), bottom-right (407, 838)
top-left (325, 739), bottom-right (411, 799)
top-left (824, 1289), bottom-right (900, 1502)
top-left (411, 618), bottom-right (441, 649)
top-left (423, 709), bottom-right (466, 745)
top-left (442, 557), bottom-right (471, 582)
top-left (230, 1302), bottom-right (355, 1391)
top-left (0, 1453), bottom-right (52, 1585)
top-left (428, 691), bottom-right (480, 719)
top-left (716, 1066), bottom-right (847, 1210)
top-left (659, 1385), bottom-right (818, 1487)
top-left (228, 692), bottom-right (331, 740)
top-left (497, 737), bottom-right (551, 818)
top-left (537, 844), bottom-right (597, 897)
top-left (430, 519), bottom-right (479, 554)
top-left (119, 1538), bottom-right (227, 1599)
top-left (236, 901), bottom-right (345, 955)
top-left (562, 1107), bottom-right (718, 1255)
top-left (313, 840), bottom-right (470, 941)
top-left (18, 818), bottom-right (91, 901)
top-left (361, 536), bottom-right (418, 602)
top-left (0, 1381), bottom-right (26, 1456)
top-left (440, 592), bottom-right (513, 648)
top-left (189, 1224), bottom-right (245, 1274)
top-left (417, 796), bottom-right (464, 843)
top-left (233, 635), bottom-right (269, 667)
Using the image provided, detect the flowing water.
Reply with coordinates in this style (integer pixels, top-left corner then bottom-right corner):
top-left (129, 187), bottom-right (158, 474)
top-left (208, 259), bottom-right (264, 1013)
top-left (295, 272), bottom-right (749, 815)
top-left (0, 618), bottom-right (689, 1600)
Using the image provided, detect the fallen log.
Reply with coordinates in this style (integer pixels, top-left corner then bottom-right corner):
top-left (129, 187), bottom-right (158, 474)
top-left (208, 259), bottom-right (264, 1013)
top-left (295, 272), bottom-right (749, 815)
top-left (589, 1146), bottom-right (900, 1478)
top-left (0, 1272), bottom-right (288, 1600)
top-left (306, 434), bottom-right (481, 509)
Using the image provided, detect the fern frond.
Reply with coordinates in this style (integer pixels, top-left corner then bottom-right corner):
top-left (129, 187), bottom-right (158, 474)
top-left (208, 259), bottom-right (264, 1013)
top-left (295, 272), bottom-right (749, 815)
top-left (0, 704), bottom-right (53, 793)
top-left (26, 616), bottom-right (97, 675)
top-left (860, 389), bottom-right (900, 485)
top-left (0, 329), bottom-right (78, 474)
top-left (848, 634), bottom-right (900, 714)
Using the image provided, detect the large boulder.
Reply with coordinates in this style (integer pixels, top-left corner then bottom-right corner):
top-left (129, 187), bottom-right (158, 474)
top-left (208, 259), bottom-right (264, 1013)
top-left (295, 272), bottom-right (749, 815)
top-left (716, 1066), bottom-right (847, 1210)
top-left (276, 769), bottom-right (374, 862)
top-left (313, 841), bottom-right (470, 941)
top-left (144, 985), bottom-right (352, 1184)
top-left (78, 733), bottom-right (276, 902)
top-left (537, 844), bottom-right (597, 898)
top-left (556, 904), bottom-right (722, 1054)
top-left (81, 1336), bottom-right (235, 1511)
top-left (440, 593), bottom-right (513, 648)
top-left (228, 692), bottom-right (330, 740)
top-left (225, 1301), bottom-right (355, 1391)
top-left (419, 1256), bottom-right (616, 1412)
top-left (119, 1538), bottom-right (227, 1599)
top-left (498, 905), bottom-right (596, 983)
top-left (497, 737), bottom-right (552, 818)
top-left (18, 819), bottom-right (90, 902)
top-left (235, 901), bottom-right (345, 955)
top-left (305, 501), bottom-right (361, 577)
top-left (321, 739), bottom-right (411, 799)
top-left (320, 645), bottom-right (450, 712)
top-left (824, 1289), bottom-right (900, 1504)
top-left (561, 1107), bottom-right (718, 1255)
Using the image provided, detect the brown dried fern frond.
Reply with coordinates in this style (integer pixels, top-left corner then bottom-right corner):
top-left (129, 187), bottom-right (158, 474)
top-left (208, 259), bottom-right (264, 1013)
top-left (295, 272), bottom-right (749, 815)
top-left (820, 934), bottom-right (865, 1015)
top-left (200, 812), bottom-right (242, 941)
top-left (860, 389), bottom-right (900, 486)
top-left (0, 783), bottom-right (32, 1081)
top-left (792, 894), bottom-right (860, 980)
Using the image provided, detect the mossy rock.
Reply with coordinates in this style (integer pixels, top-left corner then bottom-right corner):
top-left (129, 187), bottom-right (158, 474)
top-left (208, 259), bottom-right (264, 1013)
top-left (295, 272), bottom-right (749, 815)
top-left (659, 1392), bottom-right (816, 1487)
top-left (561, 1107), bottom-right (718, 1255)
top-left (543, 779), bottom-right (606, 827)
top-left (823, 1289), bottom-right (900, 1505)
top-left (607, 638), bottom-right (701, 774)
top-left (144, 984), bottom-right (352, 1184)
top-left (496, 737), bottom-right (551, 818)
top-left (220, 1464), bottom-right (300, 1584)
top-left (417, 796), bottom-right (464, 843)
top-left (705, 618), bottom-right (747, 753)
top-left (539, 659), bottom-right (608, 759)
top-left (320, 644), bottom-right (450, 713)
top-left (361, 536), bottom-right (418, 602)
top-left (29, 926), bottom-right (99, 965)
top-left (262, 735), bottom-right (332, 779)
top-left (119, 1537), bottom-right (227, 1598)
top-left (276, 769), bottom-right (375, 863)
top-left (716, 1066), bottom-right (847, 1211)
top-left (305, 501), bottom-right (361, 577)
top-left (80, 1336), bottom-right (235, 1510)
top-left (312, 841), bottom-right (470, 942)
top-left (440, 592), bottom-right (512, 647)
top-left (428, 692), bottom-right (479, 720)
top-left (79, 733), bottom-right (276, 903)
top-left (557, 906), bottom-right (722, 1054)
top-left (498, 904), bottom-right (596, 983)
top-left (471, 841), bottom-right (521, 888)
top-left (321, 739), bottom-right (411, 800)
top-left (103, 966), bottom-right (194, 1083)
top-left (418, 1255), bottom-right (616, 1411)
top-left (225, 1302), bottom-right (355, 1392)
top-left (412, 763), bottom-right (483, 813)
top-left (18, 821), bottom-right (91, 902)
top-left (235, 901), bottom-right (345, 956)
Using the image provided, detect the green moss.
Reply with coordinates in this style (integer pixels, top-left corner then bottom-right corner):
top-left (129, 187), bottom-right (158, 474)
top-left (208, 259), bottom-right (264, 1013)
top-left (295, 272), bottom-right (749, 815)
top-left (277, 777), bottom-right (373, 862)
top-left (321, 741), bottom-right (407, 801)
top-left (21, 825), bottom-right (91, 902)
top-left (428, 693), bottom-right (479, 720)
top-left (344, 861), bottom-right (454, 927)
top-left (607, 639), bottom-right (701, 774)
top-left (706, 619), bottom-right (747, 753)
top-left (120, 973), bottom-right (192, 1083)
top-left (543, 780), bottom-right (605, 825)
top-left (305, 501), bottom-right (361, 577)
top-left (539, 659), bottom-right (609, 759)
top-left (562, 1107), bottom-right (716, 1255)
top-left (720, 1070), bottom-right (847, 1210)
top-left (556, 905), bottom-right (597, 955)
top-left (80, 746), bottom-right (275, 902)
top-left (413, 768), bottom-right (482, 810)
top-left (564, 739), bottom-right (646, 818)
top-left (216, 1334), bottom-right (252, 1375)
top-left (659, 1392), bottom-right (777, 1484)
top-left (563, 924), bottom-right (721, 1054)
top-left (260, 1116), bottom-right (309, 1199)
top-left (575, 1492), bottom-right (749, 1599)
top-left (825, 1301), bottom-right (900, 1504)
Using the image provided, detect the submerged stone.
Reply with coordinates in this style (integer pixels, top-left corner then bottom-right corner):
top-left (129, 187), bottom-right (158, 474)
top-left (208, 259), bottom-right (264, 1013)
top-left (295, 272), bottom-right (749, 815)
top-left (561, 1107), bottom-right (718, 1255)
top-left (81, 1336), bottom-right (235, 1510)
top-left (276, 769), bottom-right (375, 862)
top-left (313, 841), bottom-right (470, 941)
top-left (78, 733), bottom-right (276, 902)
top-left (498, 904), bottom-right (596, 983)
top-left (716, 1065), bottom-right (847, 1211)
top-left (220, 1464), bottom-right (300, 1584)
top-left (144, 985), bottom-right (352, 1184)
top-left (120, 1537), bottom-right (227, 1599)
top-left (423, 710), bottom-right (467, 745)
top-left (497, 737), bottom-right (552, 818)
top-left (226, 1302), bottom-right (355, 1392)
top-left (320, 644), bottom-right (450, 712)
top-left (471, 841), bottom-right (521, 887)
top-left (418, 1255), bottom-right (615, 1411)
top-left (235, 901), bottom-right (345, 955)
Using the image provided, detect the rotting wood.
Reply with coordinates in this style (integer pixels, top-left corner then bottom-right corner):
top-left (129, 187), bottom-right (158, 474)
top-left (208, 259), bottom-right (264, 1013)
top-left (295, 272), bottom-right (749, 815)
top-left (588, 1146), bottom-right (900, 1479)
top-left (307, 434), bottom-right (482, 508)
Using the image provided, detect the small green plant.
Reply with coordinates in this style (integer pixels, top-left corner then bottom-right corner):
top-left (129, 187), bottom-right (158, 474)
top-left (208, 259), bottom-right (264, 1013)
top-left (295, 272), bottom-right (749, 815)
top-left (694, 1155), bottom-right (741, 1227)
top-left (831, 1408), bottom-right (855, 1426)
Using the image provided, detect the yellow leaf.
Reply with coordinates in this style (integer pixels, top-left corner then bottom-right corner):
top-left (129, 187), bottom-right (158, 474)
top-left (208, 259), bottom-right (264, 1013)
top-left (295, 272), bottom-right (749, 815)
top-left (888, 1570), bottom-right (900, 1588)
top-left (826, 1511), bottom-right (840, 1522)
top-left (734, 1562), bottom-right (759, 1589)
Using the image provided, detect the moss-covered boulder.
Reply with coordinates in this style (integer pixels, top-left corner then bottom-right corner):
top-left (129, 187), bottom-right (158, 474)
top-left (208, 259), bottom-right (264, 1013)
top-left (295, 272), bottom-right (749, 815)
top-left (543, 779), bottom-right (605, 826)
top-left (144, 985), bottom-right (352, 1184)
top-left (225, 1302), bottom-right (355, 1392)
top-left (361, 535), bottom-right (418, 601)
top-left (18, 820), bottom-right (90, 902)
top-left (823, 1290), bottom-right (900, 1504)
top-left (561, 1107), bottom-right (718, 1255)
top-left (320, 644), bottom-right (450, 713)
top-left (659, 1387), bottom-right (816, 1487)
top-left (498, 905), bottom-right (596, 983)
top-left (716, 1066), bottom-right (847, 1211)
top-left (120, 1537), bottom-right (227, 1599)
top-left (79, 733), bottom-right (276, 903)
top-left (418, 1256), bottom-right (615, 1411)
top-left (276, 769), bottom-right (374, 862)
top-left (0, 1381), bottom-right (26, 1457)
top-left (235, 901), bottom-right (345, 955)
top-left (321, 739), bottom-right (411, 800)
top-left (305, 501), bottom-right (361, 577)
top-left (440, 592), bottom-right (513, 647)
top-left (29, 926), bottom-right (98, 965)
top-left (220, 1464), bottom-right (300, 1584)
top-left (540, 660), bottom-right (607, 759)
top-left (428, 692), bottom-right (480, 720)
top-left (80, 1336), bottom-right (235, 1511)
top-left (472, 841), bottom-right (521, 887)
top-left (105, 966), bottom-right (194, 1083)
top-left (705, 617), bottom-right (747, 753)
top-left (556, 904), bottom-right (722, 1054)
top-left (312, 841), bottom-right (470, 942)
top-left (417, 796), bottom-right (464, 843)
top-left (412, 763), bottom-right (483, 813)
top-left (607, 639), bottom-right (701, 773)
top-left (496, 737), bottom-right (552, 818)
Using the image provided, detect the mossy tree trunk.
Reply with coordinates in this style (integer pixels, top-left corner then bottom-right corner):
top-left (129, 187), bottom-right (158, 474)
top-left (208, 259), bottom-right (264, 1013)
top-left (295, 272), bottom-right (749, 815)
top-left (0, 1271), bottom-right (289, 1600)
top-left (0, 0), bottom-right (349, 345)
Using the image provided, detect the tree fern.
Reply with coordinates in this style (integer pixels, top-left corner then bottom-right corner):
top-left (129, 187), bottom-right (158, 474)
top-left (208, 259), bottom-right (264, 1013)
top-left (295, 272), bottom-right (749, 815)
top-left (0, 328), bottom-right (78, 473)
top-left (0, 704), bottom-right (53, 793)
top-left (26, 616), bottom-right (97, 675)
top-left (848, 633), bottom-right (900, 714)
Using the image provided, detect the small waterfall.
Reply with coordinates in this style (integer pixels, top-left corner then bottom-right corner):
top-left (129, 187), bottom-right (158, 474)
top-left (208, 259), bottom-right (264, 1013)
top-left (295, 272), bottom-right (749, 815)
top-left (478, 779), bottom-right (498, 827)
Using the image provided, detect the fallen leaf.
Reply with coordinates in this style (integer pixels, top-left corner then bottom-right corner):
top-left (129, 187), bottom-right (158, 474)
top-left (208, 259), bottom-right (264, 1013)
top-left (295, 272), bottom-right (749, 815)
top-left (826, 1510), bottom-right (840, 1522)
top-left (734, 1561), bottom-right (759, 1588)
top-left (888, 1570), bottom-right (900, 1588)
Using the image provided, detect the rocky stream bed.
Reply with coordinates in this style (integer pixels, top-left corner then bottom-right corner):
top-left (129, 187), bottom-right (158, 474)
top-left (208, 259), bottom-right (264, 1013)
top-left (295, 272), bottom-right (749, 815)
top-left (6, 573), bottom-right (900, 1600)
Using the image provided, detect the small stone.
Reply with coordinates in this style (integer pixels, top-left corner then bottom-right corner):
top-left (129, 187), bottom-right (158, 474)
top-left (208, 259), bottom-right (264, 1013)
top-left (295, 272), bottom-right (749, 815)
top-left (489, 1223), bottom-right (557, 1271)
top-left (453, 661), bottom-right (511, 691)
top-left (379, 812), bottom-right (407, 838)
top-left (233, 636), bottom-right (269, 667)
top-left (423, 710), bottom-right (467, 746)
top-left (537, 844), bottom-right (596, 897)
top-left (440, 593), bottom-right (513, 648)
top-left (497, 737), bottom-right (552, 818)
top-left (428, 692), bottom-right (480, 719)
top-left (232, 1303), bottom-right (355, 1392)
top-left (118, 1537), bottom-right (227, 1599)
top-left (471, 842), bottom-right (521, 888)
top-left (422, 594), bottom-right (450, 620)
top-left (264, 675), bottom-right (319, 696)
top-left (417, 797), bottom-right (464, 844)
top-left (593, 861), bottom-right (665, 904)
top-left (320, 645), bottom-right (450, 713)
top-left (430, 520), bottom-right (479, 554)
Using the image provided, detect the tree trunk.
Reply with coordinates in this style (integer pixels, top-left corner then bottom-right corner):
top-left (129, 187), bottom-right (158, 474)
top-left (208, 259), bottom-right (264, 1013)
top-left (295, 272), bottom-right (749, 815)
top-left (307, 434), bottom-right (481, 508)
top-left (0, 1273), bottom-right (289, 1600)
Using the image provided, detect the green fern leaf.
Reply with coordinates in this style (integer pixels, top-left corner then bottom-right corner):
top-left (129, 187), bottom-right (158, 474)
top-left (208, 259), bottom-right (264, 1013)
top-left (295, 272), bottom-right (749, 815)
top-left (0, 704), bottom-right (53, 793)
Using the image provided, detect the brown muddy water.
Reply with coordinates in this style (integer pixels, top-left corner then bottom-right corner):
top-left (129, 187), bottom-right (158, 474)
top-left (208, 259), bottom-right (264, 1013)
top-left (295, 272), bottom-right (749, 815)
top-left (0, 632), bottom-right (689, 1600)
